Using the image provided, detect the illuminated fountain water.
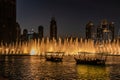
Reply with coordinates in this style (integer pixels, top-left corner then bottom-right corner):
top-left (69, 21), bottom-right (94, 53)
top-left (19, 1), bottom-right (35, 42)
top-left (0, 38), bottom-right (119, 56)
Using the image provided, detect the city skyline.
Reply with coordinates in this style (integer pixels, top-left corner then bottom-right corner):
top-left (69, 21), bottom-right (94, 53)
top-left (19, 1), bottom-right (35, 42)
top-left (17, 0), bottom-right (120, 37)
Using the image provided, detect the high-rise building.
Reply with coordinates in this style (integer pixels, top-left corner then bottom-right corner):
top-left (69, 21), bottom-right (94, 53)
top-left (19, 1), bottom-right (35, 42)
top-left (101, 19), bottom-right (108, 29)
top-left (38, 25), bottom-right (43, 39)
top-left (50, 17), bottom-right (57, 40)
top-left (118, 29), bottom-right (120, 37)
top-left (96, 19), bottom-right (113, 41)
top-left (16, 22), bottom-right (21, 41)
top-left (101, 19), bottom-right (111, 41)
top-left (109, 22), bottom-right (115, 41)
top-left (86, 19), bottom-right (115, 41)
top-left (86, 21), bottom-right (95, 40)
top-left (97, 26), bottom-right (103, 41)
top-left (21, 29), bottom-right (28, 41)
top-left (0, 0), bottom-right (17, 43)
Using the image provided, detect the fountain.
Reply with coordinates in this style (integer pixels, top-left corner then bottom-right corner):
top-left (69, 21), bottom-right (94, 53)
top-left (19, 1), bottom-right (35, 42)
top-left (0, 38), bottom-right (119, 56)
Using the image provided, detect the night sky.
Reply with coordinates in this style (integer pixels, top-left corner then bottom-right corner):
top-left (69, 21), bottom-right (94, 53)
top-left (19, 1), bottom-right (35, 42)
top-left (17, 0), bottom-right (120, 37)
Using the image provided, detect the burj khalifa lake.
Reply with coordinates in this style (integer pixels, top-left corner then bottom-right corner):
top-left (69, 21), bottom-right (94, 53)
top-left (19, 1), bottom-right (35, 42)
top-left (0, 38), bottom-right (120, 80)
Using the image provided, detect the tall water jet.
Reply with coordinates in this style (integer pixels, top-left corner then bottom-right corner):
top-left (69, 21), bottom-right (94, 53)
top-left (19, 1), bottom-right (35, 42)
top-left (0, 38), bottom-right (119, 56)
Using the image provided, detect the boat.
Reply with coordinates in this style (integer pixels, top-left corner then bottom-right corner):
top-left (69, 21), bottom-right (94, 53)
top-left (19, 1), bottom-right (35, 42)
top-left (74, 58), bottom-right (106, 65)
top-left (74, 52), bottom-right (107, 65)
top-left (45, 52), bottom-right (64, 62)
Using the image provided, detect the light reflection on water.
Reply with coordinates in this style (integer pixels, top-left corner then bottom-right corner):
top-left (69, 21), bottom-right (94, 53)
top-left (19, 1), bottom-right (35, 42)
top-left (0, 56), bottom-right (120, 80)
top-left (76, 65), bottom-right (110, 80)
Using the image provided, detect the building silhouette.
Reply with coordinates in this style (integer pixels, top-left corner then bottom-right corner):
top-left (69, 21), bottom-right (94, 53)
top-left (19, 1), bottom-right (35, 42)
top-left (16, 22), bottom-right (21, 41)
top-left (118, 29), bottom-right (120, 38)
top-left (38, 25), bottom-right (43, 39)
top-left (86, 21), bottom-right (95, 40)
top-left (101, 19), bottom-right (112, 41)
top-left (85, 19), bottom-right (115, 41)
top-left (50, 17), bottom-right (57, 40)
top-left (109, 22), bottom-right (115, 41)
top-left (21, 29), bottom-right (28, 41)
top-left (0, 0), bottom-right (17, 43)
top-left (101, 19), bottom-right (108, 29)
top-left (27, 29), bottom-right (34, 40)
top-left (97, 26), bottom-right (103, 41)
top-left (96, 19), bottom-right (114, 41)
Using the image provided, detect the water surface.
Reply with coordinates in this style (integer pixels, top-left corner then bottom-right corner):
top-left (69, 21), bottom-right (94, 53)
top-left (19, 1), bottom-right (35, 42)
top-left (0, 56), bottom-right (120, 80)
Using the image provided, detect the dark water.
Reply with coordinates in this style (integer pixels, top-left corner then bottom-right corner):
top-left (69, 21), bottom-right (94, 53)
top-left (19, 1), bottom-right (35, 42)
top-left (0, 56), bottom-right (120, 80)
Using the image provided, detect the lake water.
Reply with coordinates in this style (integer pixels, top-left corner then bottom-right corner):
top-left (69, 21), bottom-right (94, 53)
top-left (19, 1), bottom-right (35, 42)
top-left (0, 56), bottom-right (120, 80)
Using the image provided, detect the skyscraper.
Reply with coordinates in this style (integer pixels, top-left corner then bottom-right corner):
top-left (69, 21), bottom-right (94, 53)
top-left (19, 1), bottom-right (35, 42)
top-left (16, 22), bottom-right (21, 41)
top-left (21, 29), bottom-right (28, 41)
top-left (101, 19), bottom-right (111, 41)
top-left (101, 19), bottom-right (108, 29)
top-left (109, 22), bottom-right (115, 41)
top-left (0, 0), bottom-right (17, 43)
top-left (86, 21), bottom-right (95, 40)
top-left (97, 26), bottom-right (103, 41)
top-left (96, 19), bottom-right (113, 41)
top-left (50, 17), bottom-right (57, 40)
top-left (38, 25), bottom-right (43, 39)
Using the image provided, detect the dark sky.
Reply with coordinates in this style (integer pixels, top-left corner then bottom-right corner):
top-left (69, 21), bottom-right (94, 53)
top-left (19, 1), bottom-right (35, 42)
top-left (17, 0), bottom-right (120, 37)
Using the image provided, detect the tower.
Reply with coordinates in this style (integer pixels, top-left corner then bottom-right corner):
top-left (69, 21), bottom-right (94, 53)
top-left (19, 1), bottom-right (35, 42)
top-left (50, 17), bottom-right (57, 40)
top-left (86, 21), bottom-right (95, 40)
top-left (0, 0), bottom-right (17, 43)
